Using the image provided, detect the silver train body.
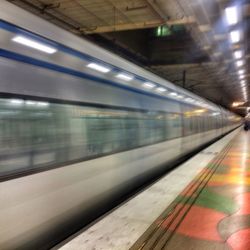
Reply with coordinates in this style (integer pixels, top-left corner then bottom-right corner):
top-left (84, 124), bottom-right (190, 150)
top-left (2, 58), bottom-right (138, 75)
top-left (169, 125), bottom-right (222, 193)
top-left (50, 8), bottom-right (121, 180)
top-left (0, 2), bottom-right (241, 249)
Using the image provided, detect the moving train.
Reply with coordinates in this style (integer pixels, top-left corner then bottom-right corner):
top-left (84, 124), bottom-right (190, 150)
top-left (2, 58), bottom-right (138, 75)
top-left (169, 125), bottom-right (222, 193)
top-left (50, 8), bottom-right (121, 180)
top-left (0, 1), bottom-right (241, 249)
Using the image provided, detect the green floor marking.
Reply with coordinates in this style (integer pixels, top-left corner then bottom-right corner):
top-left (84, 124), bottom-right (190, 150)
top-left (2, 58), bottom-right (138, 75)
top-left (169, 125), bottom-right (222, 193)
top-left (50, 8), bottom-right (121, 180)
top-left (175, 188), bottom-right (239, 214)
top-left (195, 188), bottom-right (239, 214)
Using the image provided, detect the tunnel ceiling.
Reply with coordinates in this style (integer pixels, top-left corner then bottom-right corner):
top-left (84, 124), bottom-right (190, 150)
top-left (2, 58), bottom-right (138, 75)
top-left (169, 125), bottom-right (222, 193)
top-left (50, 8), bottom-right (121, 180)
top-left (7, 0), bottom-right (250, 114)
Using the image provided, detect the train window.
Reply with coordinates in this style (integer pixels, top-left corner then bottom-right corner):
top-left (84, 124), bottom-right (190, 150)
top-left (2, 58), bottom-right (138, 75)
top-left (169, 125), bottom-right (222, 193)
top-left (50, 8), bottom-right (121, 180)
top-left (165, 113), bottom-right (182, 139)
top-left (0, 98), bottom-right (183, 178)
top-left (183, 116), bottom-right (192, 136)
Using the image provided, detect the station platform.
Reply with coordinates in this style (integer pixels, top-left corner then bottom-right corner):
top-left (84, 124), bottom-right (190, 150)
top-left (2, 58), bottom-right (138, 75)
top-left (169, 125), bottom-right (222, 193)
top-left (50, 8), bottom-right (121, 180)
top-left (54, 128), bottom-right (250, 250)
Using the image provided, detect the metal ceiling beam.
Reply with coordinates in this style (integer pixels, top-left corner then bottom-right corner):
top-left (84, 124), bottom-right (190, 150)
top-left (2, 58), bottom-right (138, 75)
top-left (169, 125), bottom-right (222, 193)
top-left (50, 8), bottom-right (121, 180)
top-left (146, 0), bottom-right (168, 21)
top-left (81, 16), bottom-right (195, 34)
top-left (9, 0), bottom-right (88, 32)
top-left (151, 62), bottom-right (215, 69)
top-left (105, 0), bottom-right (135, 24)
top-left (73, 0), bottom-right (110, 26)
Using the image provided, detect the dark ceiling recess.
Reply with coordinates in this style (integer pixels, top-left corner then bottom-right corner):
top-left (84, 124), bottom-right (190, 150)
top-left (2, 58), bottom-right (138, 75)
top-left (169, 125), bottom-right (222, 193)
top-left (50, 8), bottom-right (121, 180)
top-left (7, 0), bottom-right (250, 114)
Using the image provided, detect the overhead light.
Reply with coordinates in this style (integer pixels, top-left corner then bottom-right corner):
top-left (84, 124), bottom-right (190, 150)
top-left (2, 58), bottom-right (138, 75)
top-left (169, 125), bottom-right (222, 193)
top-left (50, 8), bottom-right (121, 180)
top-left (230, 30), bottom-right (240, 43)
top-left (236, 60), bottom-right (244, 67)
top-left (143, 82), bottom-right (156, 89)
top-left (116, 73), bottom-right (133, 81)
top-left (238, 69), bottom-right (245, 75)
top-left (156, 87), bottom-right (166, 92)
top-left (234, 50), bottom-right (243, 59)
top-left (12, 35), bottom-right (57, 54)
top-left (239, 75), bottom-right (245, 79)
top-left (37, 102), bottom-right (49, 107)
top-left (177, 95), bottom-right (184, 99)
top-left (225, 6), bottom-right (238, 26)
top-left (185, 98), bottom-right (194, 103)
top-left (25, 100), bottom-right (37, 105)
top-left (10, 99), bottom-right (24, 105)
top-left (169, 92), bottom-right (177, 96)
top-left (232, 101), bottom-right (245, 107)
top-left (87, 63), bottom-right (111, 73)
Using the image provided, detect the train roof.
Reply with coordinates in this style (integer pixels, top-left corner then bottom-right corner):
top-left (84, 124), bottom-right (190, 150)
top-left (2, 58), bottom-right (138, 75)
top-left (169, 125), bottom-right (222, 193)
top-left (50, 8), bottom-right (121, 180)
top-left (0, 1), bottom-right (233, 114)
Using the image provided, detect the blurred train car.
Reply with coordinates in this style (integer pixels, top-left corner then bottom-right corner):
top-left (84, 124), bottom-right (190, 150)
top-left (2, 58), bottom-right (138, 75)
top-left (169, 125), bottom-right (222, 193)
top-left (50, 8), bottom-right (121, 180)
top-left (0, 1), bottom-right (241, 249)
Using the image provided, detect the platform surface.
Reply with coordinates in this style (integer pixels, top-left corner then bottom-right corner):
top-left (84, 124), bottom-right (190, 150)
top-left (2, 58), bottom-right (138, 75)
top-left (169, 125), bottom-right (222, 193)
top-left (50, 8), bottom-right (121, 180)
top-left (131, 130), bottom-right (250, 250)
top-left (55, 128), bottom-right (245, 250)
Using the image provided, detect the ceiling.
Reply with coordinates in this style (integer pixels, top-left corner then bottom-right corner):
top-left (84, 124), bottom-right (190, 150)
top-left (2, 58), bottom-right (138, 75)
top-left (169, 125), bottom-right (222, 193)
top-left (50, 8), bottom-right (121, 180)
top-left (7, 0), bottom-right (250, 114)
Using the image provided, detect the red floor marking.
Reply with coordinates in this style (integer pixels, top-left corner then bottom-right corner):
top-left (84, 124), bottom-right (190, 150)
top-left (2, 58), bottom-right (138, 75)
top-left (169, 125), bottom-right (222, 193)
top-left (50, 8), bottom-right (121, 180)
top-left (160, 204), bottom-right (225, 242)
top-left (235, 193), bottom-right (250, 215)
top-left (227, 229), bottom-right (250, 250)
top-left (176, 205), bottom-right (225, 242)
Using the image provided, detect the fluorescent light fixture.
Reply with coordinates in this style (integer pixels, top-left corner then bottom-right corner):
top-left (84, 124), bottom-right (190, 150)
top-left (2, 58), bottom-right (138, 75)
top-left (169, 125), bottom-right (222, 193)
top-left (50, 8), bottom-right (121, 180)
top-left (25, 100), bottom-right (37, 105)
top-left (87, 63), bottom-right (111, 73)
top-left (10, 99), bottom-right (24, 105)
top-left (177, 95), bottom-right (184, 99)
top-left (185, 98), bottom-right (194, 103)
top-left (230, 30), bottom-right (240, 43)
top-left (143, 82), bottom-right (156, 89)
top-left (170, 92), bottom-right (177, 96)
top-left (238, 69), bottom-right (245, 75)
top-left (239, 75), bottom-right (245, 79)
top-left (232, 101), bottom-right (245, 107)
top-left (156, 87), bottom-right (166, 92)
top-left (236, 60), bottom-right (244, 67)
top-left (234, 50), bottom-right (243, 59)
top-left (225, 6), bottom-right (238, 25)
top-left (116, 73), bottom-right (133, 81)
top-left (37, 102), bottom-right (49, 107)
top-left (12, 36), bottom-right (57, 54)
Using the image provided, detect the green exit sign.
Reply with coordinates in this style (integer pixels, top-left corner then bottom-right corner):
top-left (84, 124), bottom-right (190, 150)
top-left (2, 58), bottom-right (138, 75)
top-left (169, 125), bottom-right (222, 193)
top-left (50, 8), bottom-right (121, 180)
top-left (156, 26), bottom-right (171, 37)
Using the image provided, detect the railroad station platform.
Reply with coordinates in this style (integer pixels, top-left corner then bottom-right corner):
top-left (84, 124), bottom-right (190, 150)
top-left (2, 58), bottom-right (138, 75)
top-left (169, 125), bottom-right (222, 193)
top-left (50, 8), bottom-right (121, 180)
top-left (54, 127), bottom-right (250, 250)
